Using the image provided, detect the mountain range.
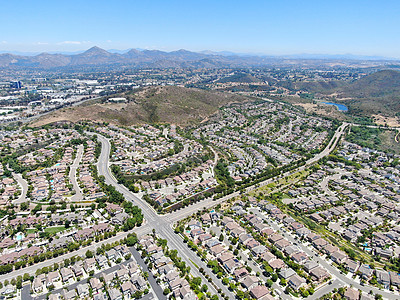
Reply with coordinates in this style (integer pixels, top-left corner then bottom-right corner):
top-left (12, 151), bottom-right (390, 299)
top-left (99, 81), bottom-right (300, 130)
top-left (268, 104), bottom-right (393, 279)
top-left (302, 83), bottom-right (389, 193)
top-left (0, 46), bottom-right (262, 69)
top-left (0, 46), bottom-right (398, 70)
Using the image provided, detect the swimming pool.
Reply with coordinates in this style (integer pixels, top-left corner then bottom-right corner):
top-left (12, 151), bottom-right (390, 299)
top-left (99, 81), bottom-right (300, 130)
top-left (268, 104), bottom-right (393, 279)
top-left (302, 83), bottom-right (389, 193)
top-left (16, 233), bottom-right (24, 241)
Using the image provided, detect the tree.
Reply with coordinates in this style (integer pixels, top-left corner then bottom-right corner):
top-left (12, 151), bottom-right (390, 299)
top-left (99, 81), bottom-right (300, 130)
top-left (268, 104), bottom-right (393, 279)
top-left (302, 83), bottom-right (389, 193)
top-left (285, 286), bottom-right (291, 294)
top-left (32, 204), bottom-right (42, 214)
top-left (126, 234), bottom-right (138, 246)
top-left (85, 250), bottom-right (94, 259)
top-left (16, 278), bottom-right (22, 289)
top-left (263, 263), bottom-right (273, 275)
top-left (143, 272), bottom-right (149, 279)
top-left (219, 234), bottom-right (224, 242)
top-left (20, 202), bottom-right (28, 211)
top-left (157, 238), bottom-right (168, 249)
top-left (266, 279), bottom-right (273, 288)
top-left (300, 287), bottom-right (309, 297)
top-left (236, 290), bottom-right (245, 299)
top-left (192, 277), bottom-right (202, 287)
top-left (122, 218), bottom-right (137, 231)
top-left (163, 288), bottom-right (171, 295)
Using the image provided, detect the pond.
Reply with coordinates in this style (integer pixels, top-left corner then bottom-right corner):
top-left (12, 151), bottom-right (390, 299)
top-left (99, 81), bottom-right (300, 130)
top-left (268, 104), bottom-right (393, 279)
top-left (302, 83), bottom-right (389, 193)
top-left (322, 102), bottom-right (348, 112)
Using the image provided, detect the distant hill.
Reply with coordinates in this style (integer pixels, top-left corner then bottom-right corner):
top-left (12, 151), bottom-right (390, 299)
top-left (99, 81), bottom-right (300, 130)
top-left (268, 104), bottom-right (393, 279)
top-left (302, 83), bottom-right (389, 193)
top-left (341, 70), bottom-right (400, 98)
top-left (279, 80), bottom-right (347, 94)
top-left (306, 81), bottom-right (347, 94)
top-left (217, 72), bottom-right (262, 84)
top-left (280, 70), bottom-right (400, 116)
top-left (340, 70), bottom-right (400, 115)
top-left (32, 86), bottom-right (250, 127)
top-left (1, 46), bottom-right (399, 71)
top-left (0, 46), bottom-right (264, 70)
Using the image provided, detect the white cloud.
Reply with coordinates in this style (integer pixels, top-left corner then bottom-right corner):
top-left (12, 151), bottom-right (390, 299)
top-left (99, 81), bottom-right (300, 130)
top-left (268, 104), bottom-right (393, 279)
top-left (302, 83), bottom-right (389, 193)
top-left (35, 42), bottom-right (49, 45)
top-left (1, 41), bottom-right (7, 44)
top-left (58, 41), bottom-right (83, 45)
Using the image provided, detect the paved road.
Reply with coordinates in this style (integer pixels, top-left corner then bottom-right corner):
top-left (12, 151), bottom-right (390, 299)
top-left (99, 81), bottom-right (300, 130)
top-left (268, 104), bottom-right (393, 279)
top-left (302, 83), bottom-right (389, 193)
top-left (22, 283), bottom-right (33, 300)
top-left (70, 144), bottom-right (84, 201)
top-left (244, 123), bottom-right (348, 196)
top-left (305, 122), bottom-right (348, 165)
top-left (130, 246), bottom-right (166, 300)
top-left (12, 172), bottom-right (29, 204)
top-left (310, 279), bottom-right (343, 300)
top-left (209, 145), bottom-right (219, 166)
top-left (95, 134), bottom-right (235, 299)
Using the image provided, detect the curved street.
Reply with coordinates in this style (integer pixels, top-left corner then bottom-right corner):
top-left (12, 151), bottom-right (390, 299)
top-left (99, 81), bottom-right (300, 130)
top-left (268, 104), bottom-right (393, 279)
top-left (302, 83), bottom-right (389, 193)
top-left (70, 144), bottom-right (84, 201)
top-left (12, 172), bottom-right (29, 204)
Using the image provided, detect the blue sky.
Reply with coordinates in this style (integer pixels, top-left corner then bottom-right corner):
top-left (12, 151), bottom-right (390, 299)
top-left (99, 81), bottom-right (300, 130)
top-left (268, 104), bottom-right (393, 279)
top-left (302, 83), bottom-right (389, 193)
top-left (1, 0), bottom-right (400, 57)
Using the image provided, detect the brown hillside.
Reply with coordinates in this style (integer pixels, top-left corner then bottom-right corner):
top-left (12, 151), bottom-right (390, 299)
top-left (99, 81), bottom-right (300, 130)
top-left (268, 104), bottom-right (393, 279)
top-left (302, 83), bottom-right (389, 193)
top-left (32, 86), bottom-right (250, 127)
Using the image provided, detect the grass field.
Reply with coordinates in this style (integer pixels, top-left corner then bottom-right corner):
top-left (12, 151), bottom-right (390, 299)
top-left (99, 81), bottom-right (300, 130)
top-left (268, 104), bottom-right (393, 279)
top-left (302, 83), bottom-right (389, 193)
top-left (379, 130), bottom-right (400, 154)
top-left (44, 226), bottom-right (66, 234)
top-left (249, 169), bottom-right (310, 196)
top-left (347, 126), bottom-right (400, 154)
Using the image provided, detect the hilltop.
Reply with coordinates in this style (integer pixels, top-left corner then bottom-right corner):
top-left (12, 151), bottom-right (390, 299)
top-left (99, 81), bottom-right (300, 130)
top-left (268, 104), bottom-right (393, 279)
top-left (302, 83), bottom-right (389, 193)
top-left (216, 72), bottom-right (262, 84)
top-left (282, 70), bottom-right (400, 117)
top-left (339, 70), bottom-right (400, 115)
top-left (32, 86), bottom-right (250, 127)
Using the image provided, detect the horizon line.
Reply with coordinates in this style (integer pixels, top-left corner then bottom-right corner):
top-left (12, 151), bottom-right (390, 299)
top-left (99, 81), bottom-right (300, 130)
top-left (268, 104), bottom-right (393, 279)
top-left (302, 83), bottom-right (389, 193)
top-left (0, 46), bottom-right (399, 61)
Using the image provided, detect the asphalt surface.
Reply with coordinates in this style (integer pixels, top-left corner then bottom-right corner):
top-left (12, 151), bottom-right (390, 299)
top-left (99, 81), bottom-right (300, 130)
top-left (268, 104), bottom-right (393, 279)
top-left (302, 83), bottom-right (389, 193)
top-left (21, 283), bottom-right (33, 300)
top-left (70, 144), bottom-right (84, 201)
top-left (130, 246), bottom-right (166, 300)
top-left (12, 172), bottom-right (29, 204)
top-left (95, 134), bottom-right (235, 299)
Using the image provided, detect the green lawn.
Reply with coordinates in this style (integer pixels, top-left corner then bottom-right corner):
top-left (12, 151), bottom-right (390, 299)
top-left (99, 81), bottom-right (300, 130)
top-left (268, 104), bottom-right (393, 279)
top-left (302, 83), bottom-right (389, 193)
top-left (26, 229), bottom-right (37, 234)
top-left (44, 226), bottom-right (66, 234)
